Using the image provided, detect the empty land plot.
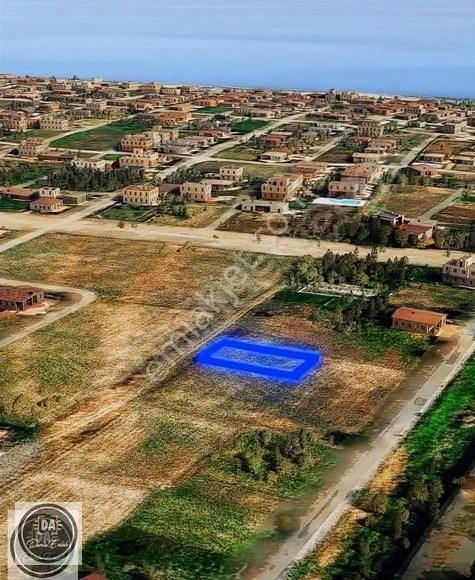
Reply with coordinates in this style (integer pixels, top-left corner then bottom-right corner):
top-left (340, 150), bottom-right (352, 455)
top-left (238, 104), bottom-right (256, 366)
top-left (435, 202), bottom-right (475, 225)
top-left (50, 118), bottom-right (151, 151)
top-left (229, 119), bottom-right (270, 134)
top-left (214, 144), bottom-right (261, 161)
top-left (424, 138), bottom-right (473, 157)
top-left (380, 185), bottom-right (455, 217)
top-left (192, 160), bottom-right (286, 180)
top-left (316, 145), bottom-right (355, 163)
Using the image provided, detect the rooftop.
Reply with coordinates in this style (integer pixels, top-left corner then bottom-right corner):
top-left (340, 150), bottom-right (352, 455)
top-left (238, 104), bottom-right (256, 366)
top-left (392, 307), bottom-right (446, 326)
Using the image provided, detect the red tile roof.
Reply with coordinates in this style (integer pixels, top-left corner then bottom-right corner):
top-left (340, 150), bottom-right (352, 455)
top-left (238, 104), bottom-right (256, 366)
top-left (392, 307), bottom-right (446, 326)
top-left (0, 285), bottom-right (43, 302)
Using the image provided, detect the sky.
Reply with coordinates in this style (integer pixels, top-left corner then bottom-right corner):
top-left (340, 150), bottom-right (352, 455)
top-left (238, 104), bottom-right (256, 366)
top-left (1, 0), bottom-right (474, 97)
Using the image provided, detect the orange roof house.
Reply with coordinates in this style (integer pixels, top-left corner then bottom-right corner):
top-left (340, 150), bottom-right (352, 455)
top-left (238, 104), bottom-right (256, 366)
top-left (392, 307), bottom-right (447, 335)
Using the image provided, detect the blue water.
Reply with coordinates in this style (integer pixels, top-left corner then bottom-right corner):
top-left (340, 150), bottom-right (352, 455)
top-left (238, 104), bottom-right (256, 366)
top-left (1, 0), bottom-right (474, 98)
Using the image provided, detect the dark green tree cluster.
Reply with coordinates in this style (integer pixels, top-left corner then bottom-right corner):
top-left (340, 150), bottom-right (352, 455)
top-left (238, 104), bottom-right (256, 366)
top-left (289, 250), bottom-right (409, 289)
top-left (0, 162), bottom-right (50, 186)
top-left (331, 294), bottom-right (389, 332)
top-left (164, 167), bottom-right (202, 184)
top-left (46, 166), bottom-right (144, 191)
top-left (233, 429), bottom-right (315, 482)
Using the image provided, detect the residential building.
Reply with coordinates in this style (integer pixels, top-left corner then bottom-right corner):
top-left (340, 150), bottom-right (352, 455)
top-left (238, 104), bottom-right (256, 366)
top-left (260, 150), bottom-right (288, 162)
top-left (30, 196), bottom-right (65, 213)
top-left (391, 307), bottom-right (447, 335)
top-left (5, 115), bottom-right (28, 132)
top-left (119, 149), bottom-right (160, 169)
top-left (377, 211), bottom-right (405, 227)
top-left (40, 116), bottom-right (69, 131)
top-left (328, 180), bottom-right (365, 198)
top-left (398, 219), bottom-right (436, 241)
top-left (39, 187), bottom-right (61, 198)
top-left (180, 181), bottom-right (213, 203)
top-left (0, 187), bottom-right (37, 201)
top-left (0, 285), bottom-right (45, 312)
top-left (341, 164), bottom-right (382, 184)
top-left (357, 119), bottom-right (385, 138)
top-left (442, 255), bottom-right (475, 288)
top-left (421, 152), bottom-right (446, 164)
top-left (122, 184), bottom-right (160, 206)
top-left (411, 164), bottom-right (440, 178)
top-left (18, 138), bottom-right (49, 157)
top-left (352, 152), bottom-right (383, 164)
top-left (71, 158), bottom-right (108, 172)
top-left (261, 174), bottom-right (303, 202)
top-left (241, 199), bottom-right (289, 213)
top-left (62, 191), bottom-right (88, 205)
top-left (219, 165), bottom-right (244, 182)
top-left (120, 133), bottom-right (156, 152)
top-left (201, 179), bottom-right (235, 192)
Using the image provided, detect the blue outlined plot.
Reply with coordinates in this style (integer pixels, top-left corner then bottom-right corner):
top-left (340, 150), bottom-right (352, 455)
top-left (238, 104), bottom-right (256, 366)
top-left (195, 336), bottom-right (322, 383)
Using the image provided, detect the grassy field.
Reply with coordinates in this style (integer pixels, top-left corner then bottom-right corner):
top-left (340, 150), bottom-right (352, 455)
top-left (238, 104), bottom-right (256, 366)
top-left (378, 184), bottom-right (455, 218)
top-left (214, 144), bottom-right (261, 161)
top-left (50, 118), bottom-right (151, 151)
top-left (316, 145), bottom-right (355, 163)
top-left (196, 106), bottom-right (233, 115)
top-left (96, 203), bottom-right (158, 222)
top-left (229, 119), bottom-right (270, 134)
top-left (101, 153), bottom-right (125, 160)
top-left (435, 202), bottom-right (475, 225)
top-left (192, 160), bottom-right (285, 180)
top-left (0, 161), bottom-right (54, 186)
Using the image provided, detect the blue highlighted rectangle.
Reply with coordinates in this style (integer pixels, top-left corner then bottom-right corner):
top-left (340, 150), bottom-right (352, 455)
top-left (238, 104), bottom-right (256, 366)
top-left (195, 336), bottom-right (322, 383)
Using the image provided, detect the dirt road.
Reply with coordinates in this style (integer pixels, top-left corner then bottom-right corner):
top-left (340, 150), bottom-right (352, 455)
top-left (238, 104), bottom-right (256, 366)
top-left (253, 318), bottom-right (475, 580)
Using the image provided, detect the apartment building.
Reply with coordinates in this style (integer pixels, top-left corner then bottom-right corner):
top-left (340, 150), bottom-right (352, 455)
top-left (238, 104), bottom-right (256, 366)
top-left (219, 165), bottom-right (245, 182)
top-left (180, 181), bottom-right (213, 203)
top-left (120, 133), bottom-right (156, 152)
top-left (443, 255), bottom-right (475, 288)
top-left (40, 116), bottom-right (69, 131)
top-left (119, 149), bottom-right (160, 169)
top-left (261, 151), bottom-right (288, 162)
top-left (352, 152), bottom-right (382, 164)
top-left (5, 115), bottom-right (28, 132)
top-left (261, 174), bottom-right (303, 202)
top-left (357, 119), bottom-right (385, 138)
top-left (154, 111), bottom-right (192, 126)
top-left (18, 138), bottom-right (49, 157)
top-left (122, 184), bottom-right (160, 206)
top-left (328, 180), bottom-right (365, 198)
top-left (71, 158), bottom-right (108, 172)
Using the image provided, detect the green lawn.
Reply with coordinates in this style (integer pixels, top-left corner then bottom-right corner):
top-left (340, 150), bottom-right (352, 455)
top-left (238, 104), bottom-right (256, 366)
top-left (192, 160), bottom-right (284, 180)
top-left (0, 162), bottom-right (54, 186)
top-left (101, 153), bottom-right (125, 160)
top-left (214, 145), bottom-right (261, 161)
top-left (197, 106), bottom-right (233, 115)
top-left (229, 119), bottom-right (270, 134)
top-left (0, 198), bottom-right (29, 212)
top-left (96, 203), bottom-right (157, 222)
top-left (50, 118), bottom-right (152, 151)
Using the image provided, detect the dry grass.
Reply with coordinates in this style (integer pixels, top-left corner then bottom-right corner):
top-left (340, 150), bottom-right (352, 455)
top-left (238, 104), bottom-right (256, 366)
top-left (369, 448), bottom-right (408, 495)
top-left (380, 185), bottom-right (455, 217)
top-left (435, 202), bottom-right (475, 225)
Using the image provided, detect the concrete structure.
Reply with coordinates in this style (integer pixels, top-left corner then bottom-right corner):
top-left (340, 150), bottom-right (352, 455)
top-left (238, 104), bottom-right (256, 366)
top-left (119, 149), bottom-right (160, 169)
top-left (30, 196), bottom-right (65, 214)
top-left (241, 199), bottom-right (289, 213)
top-left (40, 117), bottom-right (69, 131)
top-left (391, 307), bottom-right (447, 335)
top-left (0, 187), bottom-right (37, 201)
top-left (260, 150), bottom-right (288, 162)
top-left (18, 138), bottom-right (49, 157)
top-left (39, 187), bottom-right (61, 198)
top-left (71, 158), bottom-right (108, 172)
top-left (261, 174), bottom-right (303, 202)
top-left (357, 119), bottom-right (385, 138)
top-left (353, 151), bottom-right (382, 164)
top-left (180, 181), bottom-right (213, 203)
top-left (120, 134), bottom-right (156, 152)
top-left (122, 184), bottom-right (160, 206)
top-left (0, 285), bottom-right (45, 312)
top-left (62, 191), bottom-right (88, 205)
top-left (443, 255), bottom-right (475, 289)
top-left (328, 180), bottom-right (364, 198)
top-left (219, 165), bottom-right (245, 182)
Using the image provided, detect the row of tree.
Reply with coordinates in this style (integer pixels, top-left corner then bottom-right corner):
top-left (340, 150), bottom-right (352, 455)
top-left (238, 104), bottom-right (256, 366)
top-left (46, 166), bottom-right (144, 191)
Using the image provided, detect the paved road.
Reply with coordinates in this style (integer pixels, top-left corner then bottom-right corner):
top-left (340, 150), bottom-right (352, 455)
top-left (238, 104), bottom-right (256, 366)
top-left (0, 278), bottom-right (97, 349)
top-left (419, 188), bottom-right (462, 221)
top-left (255, 318), bottom-right (475, 580)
